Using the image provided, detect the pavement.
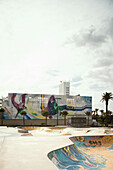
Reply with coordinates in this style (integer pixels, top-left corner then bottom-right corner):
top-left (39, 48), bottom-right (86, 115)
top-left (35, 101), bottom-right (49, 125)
top-left (0, 126), bottom-right (113, 170)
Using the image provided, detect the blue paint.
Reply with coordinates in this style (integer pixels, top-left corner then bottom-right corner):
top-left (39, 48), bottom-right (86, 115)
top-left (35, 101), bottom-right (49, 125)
top-left (48, 136), bottom-right (107, 169)
top-left (108, 145), bottom-right (113, 150)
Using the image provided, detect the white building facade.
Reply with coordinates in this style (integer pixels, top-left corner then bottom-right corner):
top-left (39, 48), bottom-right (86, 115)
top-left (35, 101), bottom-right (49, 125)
top-left (59, 82), bottom-right (70, 96)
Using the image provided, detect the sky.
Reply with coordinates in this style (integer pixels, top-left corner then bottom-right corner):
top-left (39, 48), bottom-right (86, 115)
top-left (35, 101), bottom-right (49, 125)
top-left (0, 0), bottom-right (113, 113)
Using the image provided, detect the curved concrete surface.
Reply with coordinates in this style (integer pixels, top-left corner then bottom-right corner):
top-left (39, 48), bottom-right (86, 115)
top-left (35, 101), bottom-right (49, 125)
top-left (0, 126), bottom-right (73, 170)
top-left (48, 135), bottom-right (113, 169)
top-left (1, 127), bottom-right (113, 170)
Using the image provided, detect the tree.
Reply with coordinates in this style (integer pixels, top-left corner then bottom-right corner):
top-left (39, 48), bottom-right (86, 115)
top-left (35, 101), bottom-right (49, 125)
top-left (106, 110), bottom-right (112, 116)
top-left (20, 110), bottom-right (27, 126)
top-left (42, 110), bottom-right (49, 126)
top-left (101, 92), bottom-right (113, 113)
top-left (60, 110), bottom-right (68, 125)
top-left (100, 109), bottom-right (104, 116)
top-left (92, 110), bottom-right (96, 116)
top-left (95, 108), bottom-right (99, 115)
top-left (85, 111), bottom-right (91, 126)
top-left (0, 108), bottom-right (5, 126)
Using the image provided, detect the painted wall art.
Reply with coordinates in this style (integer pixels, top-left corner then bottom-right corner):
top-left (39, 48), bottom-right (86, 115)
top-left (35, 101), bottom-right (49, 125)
top-left (48, 135), bottom-right (113, 169)
top-left (2, 93), bottom-right (92, 119)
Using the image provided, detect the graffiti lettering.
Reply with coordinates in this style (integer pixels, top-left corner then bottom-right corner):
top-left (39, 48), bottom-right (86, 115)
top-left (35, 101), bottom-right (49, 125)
top-left (89, 140), bottom-right (101, 145)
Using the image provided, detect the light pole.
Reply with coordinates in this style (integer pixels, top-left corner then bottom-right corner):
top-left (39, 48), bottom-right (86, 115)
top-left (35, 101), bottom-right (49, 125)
top-left (55, 97), bottom-right (61, 126)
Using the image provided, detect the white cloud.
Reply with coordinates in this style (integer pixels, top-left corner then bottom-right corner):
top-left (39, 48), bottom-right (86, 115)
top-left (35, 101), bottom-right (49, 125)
top-left (68, 26), bottom-right (108, 47)
top-left (0, 0), bottom-right (113, 112)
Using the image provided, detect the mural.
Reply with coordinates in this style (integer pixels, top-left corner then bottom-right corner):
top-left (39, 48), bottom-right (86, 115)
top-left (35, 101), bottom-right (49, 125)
top-left (2, 93), bottom-right (92, 119)
top-left (48, 135), bottom-right (113, 169)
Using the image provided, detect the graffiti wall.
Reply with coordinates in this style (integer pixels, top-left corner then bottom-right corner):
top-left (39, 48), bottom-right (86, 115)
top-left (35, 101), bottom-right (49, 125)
top-left (48, 136), bottom-right (113, 169)
top-left (2, 93), bottom-right (92, 119)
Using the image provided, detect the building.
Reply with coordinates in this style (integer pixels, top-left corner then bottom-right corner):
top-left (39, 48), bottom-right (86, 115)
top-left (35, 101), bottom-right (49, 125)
top-left (2, 93), bottom-right (92, 120)
top-left (0, 93), bottom-right (92, 126)
top-left (59, 81), bottom-right (70, 96)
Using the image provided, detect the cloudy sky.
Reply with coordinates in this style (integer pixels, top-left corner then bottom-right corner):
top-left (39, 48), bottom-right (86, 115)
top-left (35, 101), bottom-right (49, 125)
top-left (0, 0), bottom-right (113, 112)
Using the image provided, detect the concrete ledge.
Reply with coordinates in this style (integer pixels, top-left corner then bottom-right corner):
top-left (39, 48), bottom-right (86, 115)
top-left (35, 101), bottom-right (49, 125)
top-left (0, 119), bottom-right (66, 126)
top-left (0, 118), bottom-right (92, 127)
top-left (18, 129), bottom-right (28, 133)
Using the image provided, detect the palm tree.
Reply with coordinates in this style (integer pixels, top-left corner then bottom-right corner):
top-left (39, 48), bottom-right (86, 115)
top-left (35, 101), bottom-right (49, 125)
top-left (60, 110), bottom-right (68, 125)
top-left (100, 109), bottom-right (104, 116)
top-left (92, 110), bottom-right (96, 115)
top-left (85, 111), bottom-right (91, 127)
top-left (20, 110), bottom-right (27, 126)
top-left (95, 108), bottom-right (99, 115)
top-left (101, 92), bottom-right (113, 114)
top-left (107, 110), bottom-right (112, 115)
top-left (42, 110), bottom-right (49, 126)
top-left (0, 108), bottom-right (5, 126)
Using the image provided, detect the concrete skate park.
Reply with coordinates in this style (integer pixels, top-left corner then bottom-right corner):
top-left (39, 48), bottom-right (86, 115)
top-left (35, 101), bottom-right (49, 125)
top-left (0, 126), bottom-right (113, 170)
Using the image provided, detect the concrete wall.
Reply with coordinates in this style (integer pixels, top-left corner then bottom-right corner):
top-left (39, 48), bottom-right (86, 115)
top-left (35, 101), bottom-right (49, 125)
top-left (3, 93), bottom-right (92, 120)
top-left (86, 119), bottom-right (92, 126)
top-left (67, 117), bottom-right (87, 127)
top-left (0, 118), bottom-right (92, 127)
top-left (0, 119), bottom-right (65, 126)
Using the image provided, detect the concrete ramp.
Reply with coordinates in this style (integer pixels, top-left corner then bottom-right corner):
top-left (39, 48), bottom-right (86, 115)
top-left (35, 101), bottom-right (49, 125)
top-left (48, 135), bottom-right (113, 169)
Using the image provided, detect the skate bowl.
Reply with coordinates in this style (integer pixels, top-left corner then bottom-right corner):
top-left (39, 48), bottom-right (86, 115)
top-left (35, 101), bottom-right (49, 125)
top-left (23, 126), bottom-right (66, 131)
top-left (48, 135), bottom-right (113, 169)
